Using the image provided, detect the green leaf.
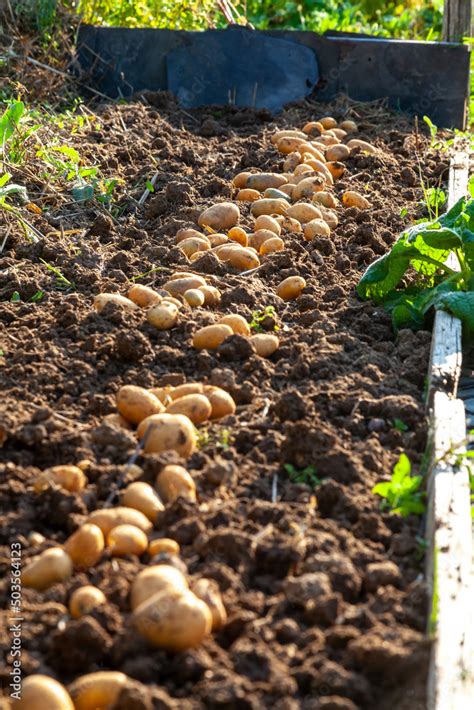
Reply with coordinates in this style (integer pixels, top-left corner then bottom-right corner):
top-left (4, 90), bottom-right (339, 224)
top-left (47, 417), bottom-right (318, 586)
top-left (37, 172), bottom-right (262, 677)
top-left (0, 101), bottom-right (24, 146)
top-left (436, 292), bottom-right (474, 331)
top-left (10, 291), bottom-right (21, 302)
top-left (72, 183), bottom-right (94, 202)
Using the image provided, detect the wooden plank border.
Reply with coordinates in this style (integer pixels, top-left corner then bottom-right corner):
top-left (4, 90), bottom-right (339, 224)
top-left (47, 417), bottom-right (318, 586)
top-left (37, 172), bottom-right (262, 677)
top-left (426, 144), bottom-right (474, 708)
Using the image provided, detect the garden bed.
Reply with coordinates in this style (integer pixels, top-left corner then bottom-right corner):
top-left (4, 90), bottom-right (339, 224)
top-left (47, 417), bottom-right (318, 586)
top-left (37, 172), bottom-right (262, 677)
top-left (0, 95), bottom-right (448, 709)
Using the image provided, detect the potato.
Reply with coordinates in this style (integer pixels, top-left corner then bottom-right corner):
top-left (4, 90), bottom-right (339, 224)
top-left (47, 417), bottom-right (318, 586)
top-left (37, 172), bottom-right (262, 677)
top-left (254, 214), bottom-right (281, 236)
top-left (263, 188), bottom-right (291, 202)
top-left (68, 672), bottom-right (128, 710)
top-left (161, 296), bottom-right (183, 309)
top-left (249, 228), bottom-right (277, 251)
top-left (246, 173), bottom-right (287, 191)
top-left (283, 151), bottom-right (301, 172)
top-left (298, 143), bottom-right (325, 163)
top-left (339, 119), bottom-right (358, 132)
top-left (23, 547), bottom-right (73, 590)
top-left (302, 121), bottom-right (324, 134)
top-left (303, 218), bottom-right (331, 241)
top-left (319, 116), bottom-right (337, 129)
top-left (331, 128), bottom-right (347, 140)
top-left (87, 507), bottom-right (153, 536)
top-left (251, 333), bottom-right (279, 357)
top-left (286, 203), bottom-right (322, 224)
top-left (227, 226), bottom-right (248, 246)
top-left (218, 245), bottom-right (260, 271)
top-left (117, 385), bottom-right (164, 425)
top-left (70, 586), bottom-right (106, 619)
top-left (166, 394), bottom-right (212, 424)
top-left (208, 233), bottom-right (229, 247)
top-left (34, 465), bottom-right (86, 494)
top-left (323, 129), bottom-right (336, 138)
top-left (178, 237), bottom-right (211, 258)
top-left (315, 134), bottom-right (339, 146)
top-left (193, 324), bottom-right (233, 350)
top-left (127, 284), bottom-right (162, 309)
top-left (137, 413), bottom-right (196, 458)
top-left (319, 206), bottom-right (338, 229)
top-left (251, 198), bottom-right (288, 217)
top-left (236, 188), bottom-right (261, 202)
top-left (326, 161), bottom-right (346, 180)
top-left (342, 190), bottom-right (372, 209)
top-left (132, 588), bottom-right (212, 651)
top-left (277, 136), bottom-right (306, 154)
top-left (292, 176), bottom-right (325, 201)
top-left (326, 144), bottom-right (350, 162)
top-left (184, 288), bottom-right (205, 308)
top-left (276, 275), bottom-right (306, 301)
top-left (271, 129), bottom-right (307, 144)
top-left (198, 202), bottom-right (239, 231)
top-left (122, 481), bottom-right (164, 522)
top-left (162, 275), bottom-right (206, 296)
top-left (304, 158), bottom-right (333, 185)
top-left (149, 386), bottom-right (174, 405)
top-left (93, 293), bottom-right (138, 314)
top-left (279, 184), bottom-right (295, 198)
top-left (347, 138), bottom-right (377, 154)
top-left (168, 271), bottom-right (203, 280)
top-left (131, 564), bottom-right (188, 610)
top-left (275, 215), bottom-right (302, 233)
top-left (215, 314), bottom-right (249, 336)
top-left (147, 301), bottom-right (179, 330)
top-left (313, 191), bottom-right (338, 209)
top-left (232, 171), bottom-right (252, 188)
top-left (15, 675), bottom-right (74, 710)
top-left (260, 236), bottom-right (285, 255)
top-left (107, 524), bottom-right (148, 557)
top-left (64, 523), bottom-right (105, 568)
top-left (204, 386), bottom-right (236, 419)
top-left (148, 538), bottom-right (180, 557)
top-left (175, 227), bottom-right (206, 243)
top-left (156, 464), bottom-right (197, 503)
top-left (193, 578), bottom-right (227, 630)
top-left (170, 383), bottom-right (204, 399)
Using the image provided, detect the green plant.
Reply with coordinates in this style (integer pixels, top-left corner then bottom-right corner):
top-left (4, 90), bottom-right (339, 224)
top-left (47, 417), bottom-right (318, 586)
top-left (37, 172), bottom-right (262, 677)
top-left (39, 258), bottom-right (74, 290)
top-left (284, 463), bottom-right (322, 487)
top-left (393, 418), bottom-right (408, 432)
top-left (249, 305), bottom-right (278, 332)
top-left (372, 453), bottom-right (425, 516)
top-left (357, 196), bottom-right (474, 332)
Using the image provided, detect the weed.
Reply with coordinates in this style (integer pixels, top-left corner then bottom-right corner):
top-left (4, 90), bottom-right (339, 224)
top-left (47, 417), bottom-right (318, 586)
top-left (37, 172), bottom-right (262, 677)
top-left (393, 418), bottom-right (409, 432)
top-left (284, 463), bottom-right (322, 488)
top-left (39, 258), bottom-right (74, 290)
top-left (249, 305), bottom-right (278, 332)
top-left (130, 266), bottom-right (168, 282)
top-left (372, 453), bottom-right (426, 517)
top-left (195, 426), bottom-right (233, 450)
top-left (10, 291), bottom-right (21, 302)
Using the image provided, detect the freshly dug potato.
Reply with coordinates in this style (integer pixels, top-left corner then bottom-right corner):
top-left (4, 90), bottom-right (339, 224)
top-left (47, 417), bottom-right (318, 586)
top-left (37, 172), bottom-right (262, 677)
top-left (64, 523), bottom-right (105, 568)
top-left (117, 385), bottom-right (164, 425)
top-left (304, 158), bottom-right (333, 185)
top-left (198, 202), bottom-right (239, 231)
top-left (319, 206), bottom-right (339, 229)
top-left (156, 464), bottom-right (197, 503)
top-left (218, 314), bottom-right (250, 336)
top-left (193, 578), bottom-right (227, 630)
top-left (232, 171), bottom-right (252, 188)
top-left (326, 144), bottom-right (350, 162)
top-left (127, 284), bottom-right (162, 308)
top-left (166, 394), bottom-right (212, 425)
top-left (263, 188), bottom-right (291, 202)
top-left (254, 214), bottom-right (281, 235)
top-left (277, 136), bottom-right (306, 154)
top-left (137, 413), bottom-right (196, 458)
top-left (68, 672), bottom-right (129, 710)
top-left (218, 245), bottom-right (260, 271)
top-left (168, 271), bottom-right (203, 280)
top-left (178, 237), bottom-right (211, 258)
top-left (204, 386), bottom-right (236, 419)
top-left (161, 296), bottom-right (183, 309)
top-left (279, 183), bottom-right (295, 198)
top-left (313, 191), bottom-right (338, 209)
top-left (87, 507), bottom-right (153, 536)
top-left (283, 151), bottom-right (301, 172)
top-left (131, 564), bottom-right (188, 610)
top-left (227, 226), bottom-right (248, 246)
top-left (347, 138), bottom-right (376, 153)
top-left (250, 198), bottom-right (288, 217)
top-left (148, 386), bottom-right (174, 405)
top-left (34, 464), bottom-right (86, 494)
top-left (339, 119), bottom-right (358, 133)
top-left (169, 383), bottom-right (204, 400)
top-left (342, 190), bottom-right (372, 209)
top-left (320, 117), bottom-right (338, 129)
top-left (148, 538), bottom-right (180, 557)
top-left (162, 275), bottom-right (206, 296)
top-left (251, 333), bottom-right (279, 357)
top-left (276, 275), bottom-right (306, 301)
top-left (298, 143), bottom-right (325, 163)
top-left (286, 203), bottom-right (322, 224)
top-left (122, 481), bottom-right (164, 522)
top-left (23, 547), bottom-right (73, 590)
top-left (292, 163), bottom-right (313, 178)
top-left (275, 215), bottom-right (302, 233)
top-left (70, 586), bottom-right (107, 619)
top-left (249, 228), bottom-right (277, 251)
top-left (326, 161), bottom-right (346, 180)
top-left (271, 129), bottom-right (307, 144)
top-left (292, 176), bottom-right (325, 201)
top-left (183, 288), bottom-right (205, 308)
top-left (132, 588), bottom-right (212, 651)
top-left (193, 324), bottom-right (233, 350)
top-left (303, 218), bottom-right (331, 241)
top-left (15, 675), bottom-right (74, 710)
top-left (102, 413), bottom-right (133, 430)
top-left (236, 188), bottom-right (261, 202)
top-left (315, 134), bottom-right (339, 147)
top-left (107, 524), bottom-right (148, 557)
top-left (261, 236), bottom-right (285, 255)
top-left (147, 301), bottom-right (179, 330)
top-left (302, 120), bottom-right (324, 134)
top-left (93, 293), bottom-right (138, 314)
top-left (247, 173), bottom-right (287, 191)
top-left (197, 285), bottom-right (221, 308)
top-left (331, 128), bottom-right (347, 140)
top-left (208, 233), bottom-right (229, 247)
top-left (175, 227), bottom-right (205, 243)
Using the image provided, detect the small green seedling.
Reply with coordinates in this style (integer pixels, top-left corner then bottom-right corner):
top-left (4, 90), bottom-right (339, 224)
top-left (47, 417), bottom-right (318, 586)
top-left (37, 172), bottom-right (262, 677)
top-left (39, 259), bottom-right (74, 290)
top-left (284, 463), bottom-right (322, 488)
top-left (372, 453), bottom-right (425, 516)
top-left (250, 305), bottom-right (278, 332)
top-left (393, 418), bottom-right (409, 432)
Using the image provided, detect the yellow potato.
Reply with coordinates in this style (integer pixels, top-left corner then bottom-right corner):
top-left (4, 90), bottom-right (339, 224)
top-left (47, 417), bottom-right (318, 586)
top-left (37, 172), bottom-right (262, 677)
top-left (122, 481), bottom-right (164, 522)
top-left (198, 202), bottom-right (240, 231)
top-left (107, 524), bottom-right (148, 557)
top-left (322, 129), bottom-right (336, 138)
top-left (93, 293), bottom-right (138, 314)
top-left (249, 228), bottom-right (276, 251)
top-left (208, 233), bottom-right (229, 247)
top-left (342, 190), bottom-right (372, 209)
top-left (218, 314), bottom-right (250, 336)
top-left (315, 134), bottom-right (339, 147)
top-left (339, 119), bottom-right (358, 132)
top-left (156, 464), bottom-right (197, 503)
top-left (286, 203), bottom-right (322, 224)
top-left (298, 143), bottom-right (325, 163)
top-left (204, 386), bottom-right (236, 419)
top-left (162, 275), bottom-right (206, 296)
top-left (132, 588), bottom-right (212, 651)
top-left (161, 296), bottom-right (183, 309)
top-left (178, 237), bottom-right (211, 258)
top-left (232, 171), bottom-right (252, 188)
top-left (250, 198), bottom-right (288, 217)
top-left (292, 176), bottom-right (325, 201)
top-left (320, 117), bottom-right (338, 129)
top-left (34, 465), bottom-right (86, 494)
top-left (319, 206), bottom-right (338, 230)
top-left (131, 564), bottom-right (188, 610)
top-left (275, 215), bottom-right (302, 233)
top-left (303, 218), bottom-right (331, 241)
top-left (283, 151), bottom-right (301, 172)
top-left (69, 586), bottom-right (107, 619)
top-left (169, 383), bottom-right (204, 400)
top-left (271, 129), bottom-right (307, 144)
top-left (68, 672), bottom-right (128, 710)
top-left (189, 252), bottom-right (202, 263)
top-left (137, 413), bottom-right (196, 458)
top-left (251, 334), bottom-right (279, 357)
top-left (148, 538), bottom-right (180, 557)
top-left (313, 191), bottom-right (338, 209)
top-left (260, 236), bottom-right (285, 255)
top-left (263, 187), bottom-right (291, 202)
top-left (193, 324), bottom-right (233, 350)
top-left (183, 289), bottom-right (205, 308)
top-left (304, 158), bottom-right (333, 185)
top-left (87, 507), bottom-right (153, 536)
top-left (236, 188), bottom-right (261, 202)
top-left (279, 184), bottom-right (295, 198)
top-left (227, 226), bottom-right (248, 246)
top-left (165, 393), bottom-right (212, 424)
top-left (15, 675), bottom-right (74, 710)
top-left (326, 161), bottom-right (346, 180)
top-left (127, 284), bottom-right (162, 308)
top-left (147, 301), bottom-right (179, 330)
top-left (254, 214), bottom-right (281, 235)
top-left (64, 523), bottom-right (105, 568)
top-left (218, 246), bottom-right (260, 271)
top-left (246, 173), bottom-right (287, 191)
top-left (276, 276), bottom-right (306, 301)
top-left (148, 386), bottom-right (174, 405)
top-left (292, 165), bottom-right (315, 180)
top-left (193, 578), bottom-right (227, 630)
top-left (23, 547), bottom-right (73, 590)
top-left (331, 128), bottom-right (347, 140)
top-left (302, 121), bottom-right (324, 134)
top-left (175, 227), bottom-right (206, 243)
top-left (168, 271), bottom-right (202, 280)
top-left (117, 385), bottom-right (164, 425)
top-left (277, 136), bottom-right (306, 154)
top-left (326, 144), bottom-right (350, 162)
top-left (347, 138), bottom-right (377, 154)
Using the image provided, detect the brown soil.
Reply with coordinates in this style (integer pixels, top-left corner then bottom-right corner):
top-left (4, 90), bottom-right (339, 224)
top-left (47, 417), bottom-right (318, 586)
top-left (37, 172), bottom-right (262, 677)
top-left (0, 93), bottom-right (446, 709)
